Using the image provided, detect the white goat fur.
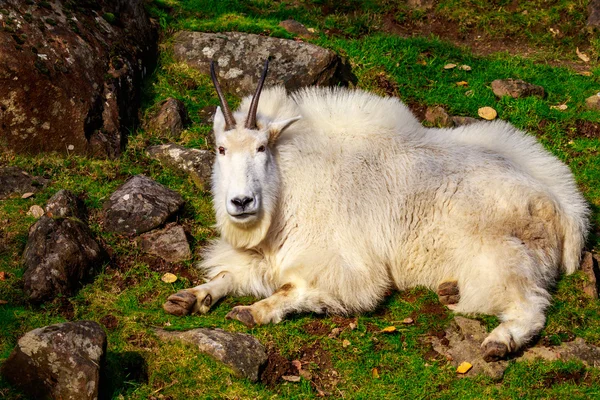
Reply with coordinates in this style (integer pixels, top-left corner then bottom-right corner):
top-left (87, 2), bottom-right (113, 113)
top-left (191, 86), bottom-right (589, 357)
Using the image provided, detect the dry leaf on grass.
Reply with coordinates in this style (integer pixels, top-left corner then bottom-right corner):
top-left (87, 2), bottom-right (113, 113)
top-left (342, 339), bottom-right (351, 348)
top-left (456, 362), bottom-right (473, 374)
top-left (161, 273), bottom-right (178, 283)
top-left (21, 192), bottom-right (34, 199)
top-left (381, 326), bottom-right (397, 333)
top-left (456, 81), bottom-right (468, 86)
top-left (282, 375), bottom-right (301, 382)
top-left (402, 317), bottom-right (414, 324)
top-left (0, 300), bottom-right (8, 305)
top-left (459, 64), bottom-right (472, 71)
top-left (443, 63), bottom-right (457, 69)
top-left (27, 205), bottom-right (45, 218)
top-left (550, 104), bottom-right (568, 111)
top-left (0, 271), bottom-right (6, 281)
top-left (478, 107), bottom-right (497, 120)
top-left (576, 47), bottom-right (590, 63)
top-left (372, 368), bottom-right (380, 378)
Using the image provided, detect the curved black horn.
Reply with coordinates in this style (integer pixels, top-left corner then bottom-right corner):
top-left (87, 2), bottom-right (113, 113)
top-left (245, 59), bottom-right (270, 130)
top-left (210, 61), bottom-right (236, 130)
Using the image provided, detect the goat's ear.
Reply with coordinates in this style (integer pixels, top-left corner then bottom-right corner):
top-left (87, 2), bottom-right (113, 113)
top-left (213, 106), bottom-right (226, 134)
top-left (268, 116), bottom-right (301, 145)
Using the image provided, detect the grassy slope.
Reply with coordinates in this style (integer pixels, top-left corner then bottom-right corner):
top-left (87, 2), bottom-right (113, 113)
top-left (2, 0), bottom-right (600, 398)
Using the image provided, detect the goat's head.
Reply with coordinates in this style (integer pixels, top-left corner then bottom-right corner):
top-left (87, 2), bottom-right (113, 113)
top-left (210, 60), bottom-right (300, 247)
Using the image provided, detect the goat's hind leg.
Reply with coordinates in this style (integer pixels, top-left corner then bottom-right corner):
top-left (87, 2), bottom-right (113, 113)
top-left (163, 271), bottom-right (234, 316)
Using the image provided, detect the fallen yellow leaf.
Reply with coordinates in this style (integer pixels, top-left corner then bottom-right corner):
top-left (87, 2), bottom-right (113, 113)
top-left (443, 63), bottom-right (457, 69)
top-left (478, 107), bottom-right (497, 120)
top-left (381, 326), bottom-right (397, 333)
top-left (456, 362), bottom-right (473, 374)
top-left (372, 368), bottom-right (380, 378)
top-left (579, 71), bottom-right (593, 77)
top-left (342, 339), bottom-right (351, 348)
top-left (161, 273), bottom-right (178, 283)
top-left (456, 81), bottom-right (468, 86)
top-left (417, 59), bottom-right (427, 66)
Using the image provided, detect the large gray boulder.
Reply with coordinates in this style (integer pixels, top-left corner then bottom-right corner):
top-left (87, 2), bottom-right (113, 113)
top-left (139, 223), bottom-right (191, 263)
top-left (0, 0), bottom-right (157, 157)
top-left (102, 175), bottom-right (184, 235)
top-left (23, 216), bottom-right (107, 303)
top-left (1, 321), bottom-right (106, 400)
top-left (154, 328), bottom-right (268, 382)
top-left (45, 189), bottom-right (87, 220)
top-left (173, 31), bottom-right (350, 95)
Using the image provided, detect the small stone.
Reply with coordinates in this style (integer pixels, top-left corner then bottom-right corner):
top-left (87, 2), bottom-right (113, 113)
top-left (27, 205), bottom-right (44, 218)
top-left (145, 98), bottom-right (189, 139)
top-left (146, 144), bottom-right (214, 191)
top-left (402, 318), bottom-right (414, 324)
top-left (585, 93), bottom-right (600, 111)
top-left (103, 175), bottom-right (184, 235)
top-left (589, 0), bottom-right (600, 27)
top-left (140, 224), bottom-right (191, 263)
top-left (491, 79), bottom-right (545, 99)
top-left (425, 106), bottom-right (453, 127)
top-left (279, 19), bottom-right (315, 38)
top-left (282, 375), bottom-right (301, 382)
top-left (452, 116), bottom-right (478, 127)
top-left (478, 107), bottom-right (497, 120)
top-left (580, 251), bottom-right (599, 298)
top-left (154, 328), bottom-right (268, 382)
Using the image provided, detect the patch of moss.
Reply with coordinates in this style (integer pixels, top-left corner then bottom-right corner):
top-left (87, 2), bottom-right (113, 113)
top-left (103, 12), bottom-right (116, 25)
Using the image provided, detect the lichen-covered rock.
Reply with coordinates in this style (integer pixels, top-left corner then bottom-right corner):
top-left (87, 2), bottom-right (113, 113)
top-left (521, 338), bottom-right (600, 366)
top-left (102, 175), bottom-right (184, 235)
top-left (146, 143), bottom-right (214, 190)
top-left (45, 189), bottom-right (87, 220)
top-left (491, 79), bottom-right (545, 99)
top-left (279, 19), bottom-right (315, 38)
top-left (145, 98), bottom-right (189, 139)
top-left (173, 31), bottom-right (347, 96)
top-left (154, 327), bottom-right (268, 382)
top-left (0, 0), bottom-right (157, 157)
top-left (139, 224), bottom-right (191, 263)
top-left (23, 216), bottom-right (107, 303)
top-left (0, 321), bottom-right (106, 400)
top-left (589, 0), bottom-right (600, 27)
top-left (0, 166), bottom-right (49, 199)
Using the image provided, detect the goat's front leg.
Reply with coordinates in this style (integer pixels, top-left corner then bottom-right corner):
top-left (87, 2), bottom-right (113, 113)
top-left (226, 283), bottom-right (312, 328)
top-left (163, 271), bottom-right (234, 316)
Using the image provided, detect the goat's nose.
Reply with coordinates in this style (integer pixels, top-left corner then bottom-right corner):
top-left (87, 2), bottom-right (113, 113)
top-left (231, 196), bottom-right (253, 210)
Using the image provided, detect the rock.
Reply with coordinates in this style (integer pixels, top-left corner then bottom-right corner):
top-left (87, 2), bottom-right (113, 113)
top-left (429, 316), bottom-right (508, 380)
top-left (407, 0), bottom-right (435, 10)
top-left (146, 144), bottom-right (214, 190)
top-left (521, 338), bottom-right (600, 367)
top-left (102, 175), bottom-right (184, 235)
top-left (146, 98), bottom-right (189, 139)
top-left (589, 0), bottom-right (600, 27)
top-left (581, 251), bottom-right (599, 298)
top-left (154, 328), bottom-right (268, 382)
top-left (27, 205), bottom-right (45, 218)
top-left (585, 93), bottom-right (600, 111)
top-left (0, 0), bottom-right (157, 157)
top-left (173, 31), bottom-right (348, 96)
top-left (279, 19), bottom-right (315, 38)
top-left (425, 106), bottom-right (453, 127)
top-left (452, 116), bottom-right (478, 127)
top-left (0, 321), bottom-right (106, 400)
top-left (491, 79), bottom-right (545, 99)
top-left (45, 189), bottom-right (87, 220)
top-left (23, 216), bottom-right (107, 303)
top-left (139, 224), bottom-right (191, 263)
top-left (0, 166), bottom-right (49, 199)
top-left (198, 105), bottom-right (217, 125)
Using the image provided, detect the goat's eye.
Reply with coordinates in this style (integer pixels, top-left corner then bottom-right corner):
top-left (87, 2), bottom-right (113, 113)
top-left (218, 146), bottom-right (226, 155)
top-left (257, 145), bottom-right (266, 153)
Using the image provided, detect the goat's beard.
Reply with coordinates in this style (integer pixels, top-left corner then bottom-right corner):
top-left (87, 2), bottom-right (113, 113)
top-left (216, 208), bottom-right (273, 249)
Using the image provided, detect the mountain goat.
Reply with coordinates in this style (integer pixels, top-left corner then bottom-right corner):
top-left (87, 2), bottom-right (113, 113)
top-left (164, 61), bottom-right (589, 361)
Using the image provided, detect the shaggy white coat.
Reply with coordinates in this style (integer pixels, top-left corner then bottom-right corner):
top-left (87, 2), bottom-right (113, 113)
top-left (195, 86), bottom-right (589, 356)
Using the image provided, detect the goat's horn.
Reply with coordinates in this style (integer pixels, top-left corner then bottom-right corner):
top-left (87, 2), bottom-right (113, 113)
top-left (245, 59), bottom-right (270, 130)
top-left (210, 61), bottom-right (236, 130)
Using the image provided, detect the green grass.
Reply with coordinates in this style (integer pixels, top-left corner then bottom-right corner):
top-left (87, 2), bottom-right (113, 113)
top-left (2, 0), bottom-right (600, 398)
